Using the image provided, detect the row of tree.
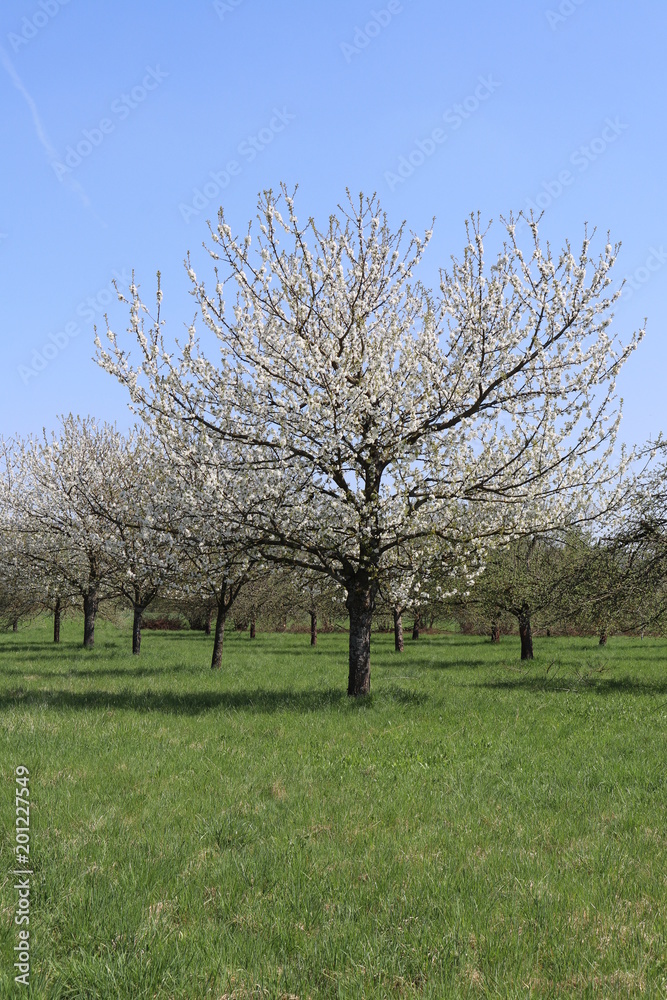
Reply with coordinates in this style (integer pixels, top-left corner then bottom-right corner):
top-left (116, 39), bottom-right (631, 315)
top-left (1, 416), bottom-right (664, 663)
top-left (3, 188), bottom-right (664, 691)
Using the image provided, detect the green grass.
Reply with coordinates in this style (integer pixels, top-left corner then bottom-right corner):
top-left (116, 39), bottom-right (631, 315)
top-left (1, 620), bottom-right (666, 999)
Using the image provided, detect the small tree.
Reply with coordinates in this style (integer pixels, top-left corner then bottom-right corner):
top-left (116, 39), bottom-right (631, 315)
top-left (162, 433), bottom-right (262, 670)
top-left (101, 433), bottom-right (179, 654)
top-left (594, 448), bottom-right (667, 636)
top-left (4, 418), bottom-right (128, 648)
top-left (463, 534), bottom-right (575, 659)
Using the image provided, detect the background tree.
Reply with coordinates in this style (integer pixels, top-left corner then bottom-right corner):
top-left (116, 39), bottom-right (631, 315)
top-left (4, 418), bottom-right (128, 648)
top-left (599, 450), bottom-right (667, 636)
top-left (459, 533), bottom-right (577, 658)
top-left (164, 433), bottom-right (262, 669)
top-left (290, 570), bottom-right (346, 646)
top-left (98, 432), bottom-right (179, 654)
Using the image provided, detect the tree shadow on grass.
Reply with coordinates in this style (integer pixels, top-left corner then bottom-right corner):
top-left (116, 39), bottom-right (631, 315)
top-left (0, 642), bottom-right (141, 658)
top-left (227, 643), bottom-right (346, 657)
top-left (478, 675), bottom-right (667, 696)
top-left (0, 686), bottom-right (353, 715)
top-left (383, 686), bottom-right (429, 706)
top-left (0, 663), bottom-right (207, 680)
top-left (414, 658), bottom-right (489, 671)
top-left (0, 642), bottom-right (86, 654)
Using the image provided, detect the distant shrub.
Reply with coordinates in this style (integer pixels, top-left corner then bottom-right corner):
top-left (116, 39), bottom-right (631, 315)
top-left (142, 616), bottom-right (188, 631)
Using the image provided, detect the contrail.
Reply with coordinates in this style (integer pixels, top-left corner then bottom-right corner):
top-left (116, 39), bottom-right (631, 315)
top-left (0, 43), bottom-right (106, 225)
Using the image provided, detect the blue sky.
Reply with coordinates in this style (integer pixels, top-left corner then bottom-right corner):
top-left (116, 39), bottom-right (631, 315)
top-left (1, 0), bottom-right (665, 447)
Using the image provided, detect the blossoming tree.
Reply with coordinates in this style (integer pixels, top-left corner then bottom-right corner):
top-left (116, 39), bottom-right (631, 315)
top-left (5, 417), bottom-right (126, 647)
top-left (3, 417), bottom-right (179, 651)
top-left (142, 421), bottom-right (265, 669)
top-left (97, 186), bottom-right (641, 695)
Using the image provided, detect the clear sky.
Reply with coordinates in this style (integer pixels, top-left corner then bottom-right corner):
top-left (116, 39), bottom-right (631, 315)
top-left (1, 0), bottom-right (665, 447)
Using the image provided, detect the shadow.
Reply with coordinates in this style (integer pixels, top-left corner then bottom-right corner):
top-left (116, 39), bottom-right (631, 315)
top-left (137, 631), bottom-right (206, 640)
top-left (409, 637), bottom-right (486, 647)
top-left (384, 687), bottom-right (429, 706)
top-left (0, 664), bottom-right (203, 679)
top-left (0, 686), bottom-right (350, 715)
top-left (417, 658), bottom-right (489, 671)
top-left (0, 642), bottom-right (138, 657)
top-left (478, 676), bottom-right (667, 697)
top-left (0, 642), bottom-right (87, 654)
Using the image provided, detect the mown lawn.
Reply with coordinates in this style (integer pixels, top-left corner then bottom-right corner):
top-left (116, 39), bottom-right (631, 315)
top-left (0, 620), bottom-right (665, 998)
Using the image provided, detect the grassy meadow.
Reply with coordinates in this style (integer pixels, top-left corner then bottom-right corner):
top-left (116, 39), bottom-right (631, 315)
top-left (0, 619), bottom-right (665, 998)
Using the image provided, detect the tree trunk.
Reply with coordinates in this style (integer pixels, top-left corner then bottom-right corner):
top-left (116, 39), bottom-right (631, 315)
top-left (393, 608), bottom-right (404, 652)
top-left (310, 611), bottom-right (317, 646)
top-left (132, 602), bottom-right (145, 655)
top-left (83, 591), bottom-right (98, 649)
top-left (490, 622), bottom-right (500, 644)
top-left (250, 618), bottom-right (256, 639)
top-left (518, 609), bottom-right (533, 660)
top-left (411, 615), bottom-right (420, 641)
top-left (12, 617), bottom-right (18, 632)
top-left (599, 630), bottom-right (607, 646)
top-left (346, 584), bottom-right (374, 696)
top-left (205, 607), bottom-right (213, 636)
top-left (53, 598), bottom-right (61, 644)
top-left (211, 604), bottom-right (225, 669)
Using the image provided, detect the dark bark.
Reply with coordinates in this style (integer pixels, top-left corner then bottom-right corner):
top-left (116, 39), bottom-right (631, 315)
top-left (211, 604), bottom-right (225, 669)
top-left (599, 630), bottom-right (608, 646)
top-left (393, 608), bottom-right (404, 652)
top-left (411, 615), bottom-right (420, 641)
top-left (12, 617), bottom-right (18, 633)
top-left (83, 590), bottom-right (98, 649)
top-left (518, 607), bottom-right (533, 660)
top-left (132, 602), bottom-right (146, 655)
top-left (250, 618), bottom-right (256, 639)
top-left (53, 598), bottom-right (61, 644)
top-left (346, 583), bottom-right (375, 696)
top-left (490, 622), bottom-right (500, 644)
top-left (310, 611), bottom-right (317, 646)
top-left (205, 607), bottom-right (213, 636)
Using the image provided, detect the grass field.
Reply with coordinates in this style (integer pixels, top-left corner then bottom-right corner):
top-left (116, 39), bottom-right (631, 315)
top-left (0, 620), bottom-right (665, 998)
